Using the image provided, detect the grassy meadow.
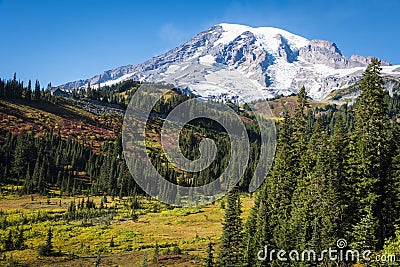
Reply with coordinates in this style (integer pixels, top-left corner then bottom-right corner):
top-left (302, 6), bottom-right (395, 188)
top-left (0, 187), bottom-right (254, 266)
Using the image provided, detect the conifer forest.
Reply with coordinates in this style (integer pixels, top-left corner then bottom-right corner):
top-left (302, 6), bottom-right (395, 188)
top-left (1, 52), bottom-right (400, 267)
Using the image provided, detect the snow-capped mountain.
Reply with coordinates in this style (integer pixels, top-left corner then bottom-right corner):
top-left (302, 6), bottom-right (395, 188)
top-left (60, 23), bottom-right (400, 101)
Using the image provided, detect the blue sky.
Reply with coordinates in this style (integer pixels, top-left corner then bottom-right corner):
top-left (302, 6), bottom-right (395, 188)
top-left (0, 0), bottom-right (399, 86)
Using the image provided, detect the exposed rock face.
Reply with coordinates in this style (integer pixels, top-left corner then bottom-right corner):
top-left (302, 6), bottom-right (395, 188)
top-left (299, 40), bottom-right (390, 68)
top-left (349, 54), bottom-right (390, 67)
top-left (275, 34), bottom-right (299, 63)
top-left (214, 31), bottom-right (272, 86)
top-left (60, 23), bottom-right (399, 101)
top-left (299, 40), bottom-right (345, 68)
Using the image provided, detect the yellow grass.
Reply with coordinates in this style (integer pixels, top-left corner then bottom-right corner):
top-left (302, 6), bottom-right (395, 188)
top-left (0, 193), bottom-right (254, 266)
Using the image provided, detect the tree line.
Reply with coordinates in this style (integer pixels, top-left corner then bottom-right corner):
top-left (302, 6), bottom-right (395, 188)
top-left (0, 129), bottom-right (143, 197)
top-left (0, 73), bottom-right (45, 101)
top-left (215, 59), bottom-right (400, 267)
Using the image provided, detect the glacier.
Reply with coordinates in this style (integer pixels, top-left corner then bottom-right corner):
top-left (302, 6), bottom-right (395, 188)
top-left (60, 23), bottom-right (400, 102)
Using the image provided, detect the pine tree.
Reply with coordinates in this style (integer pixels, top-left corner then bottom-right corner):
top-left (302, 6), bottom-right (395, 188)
top-left (26, 80), bottom-right (32, 101)
top-left (292, 86), bottom-right (310, 165)
top-left (329, 114), bottom-right (352, 237)
top-left (95, 251), bottom-right (101, 267)
top-left (242, 204), bottom-right (259, 267)
top-left (286, 116), bottom-right (347, 266)
top-left (205, 241), bottom-right (214, 267)
top-left (12, 131), bottom-right (32, 180)
top-left (153, 241), bottom-right (159, 263)
top-left (14, 227), bottom-right (25, 250)
top-left (38, 227), bottom-right (54, 255)
top-left (87, 82), bottom-right (92, 98)
top-left (288, 119), bottom-right (325, 254)
top-left (23, 166), bottom-right (33, 194)
top-left (351, 58), bottom-right (390, 249)
top-left (46, 228), bottom-right (53, 252)
top-left (142, 251), bottom-right (147, 267)
top-left (5, 230), bottom-right (13, 251)
top-left (0, 78), bottom-right (4, 98)
top-left (351, 209), bottom-right (379, 251)
top-left (266, 111), bottom-right (295, 252)
top-left (243, 92), bottom-right (310, 267)
top-left (34, 80), bottom-right (41, 100)
top-left (37, 161), bottom-right (47, 195)
top-left (387, 143), bottom-right (400, 232)
top-left (217, 189), bottom-right (244, 267)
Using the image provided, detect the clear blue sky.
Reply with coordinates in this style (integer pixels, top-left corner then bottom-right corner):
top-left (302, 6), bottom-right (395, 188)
top-left (1, 0), bottom-right (399, 86)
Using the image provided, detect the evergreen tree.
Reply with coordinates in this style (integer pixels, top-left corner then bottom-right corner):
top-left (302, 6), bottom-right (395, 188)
top-left (95, 252), bottom-right (101, 267)
top-left (266, 111), bottom-right (295, 253)
top-left (351, 209), bottom-right (379, 251)
top-left (153, 241), bottom-right (159, 263)
top-left (387, 142), bottom-right (400, 229)
top-left (5, 230), bottom-right (13, 251)
top-left (205, 241), bottom-right (214, 267)
top-left (287, 117), bottom-right (347, 266)
top-left (0, 78), bottom-right (4, 98)
top-left (34, 80), bottom-right (41, 100)
top-left (351, 58), bottom-right (390, 249)
top-left (243, 90), bottom-right (310, 267)
top-left (328, 114), bottom-right (352, 237)
top-left (217, 189), bottom-right (244, 267)
top-left (142, 251), bottom-right (147, 267)
top-left (86, 82), bottom-right (92, 98)
top-left (242, 204), bottom-right (259, 267)
top-left (26, 80), bottom-right (32, 101)
top-left (46, 227), bottom-right (53, 252)
top-left (12, 131), bottom-right (33, 180)
top-left (292, 86), bottom-right (310, 165)
top-left (288, 118), bottom-right (325, 256)
top-left (39, 227), bottom-right (54, 256)
top-left (14, 227), bottom-right (25, 250)
top-left (23, 166), bottom-right (33, 194)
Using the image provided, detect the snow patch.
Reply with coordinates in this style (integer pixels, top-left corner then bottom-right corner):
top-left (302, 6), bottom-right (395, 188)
top-left (382, 65), bottom-right (400, 75)
top-left (215, 23), bottom-right (309, 52)
top-left (165, 64), bottom-right (181, 74)
top-left (95, 72), bottom-right (135, 88)
top-left (199, 55), bottom-right (215, 66)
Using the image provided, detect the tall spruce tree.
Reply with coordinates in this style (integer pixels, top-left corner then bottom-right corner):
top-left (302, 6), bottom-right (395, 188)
top-left (217, 189), bottom-right (244, 267)
top-left (266, 111), bottom-right (296, 253)
top-left (243, 89), bottom-right (310, 267)
top-left (34, 80), bottom-right (41, 100)
top-left (292, 86), bottom-right (310, 166)
top-left (328, 114), bottom-right (352, 238)
top-left (287, 117), bottom-right (346, 267)
top-left (387, 141), bottom-right (400, 231)
top-left (288, 118), bottom-right (325, 254)
top-left (252, 188), bottom-right (274, 267)
top-left (243, 202), bottom-right (260, 267)
top-left (26, 80), bottom-right (32, 101)
top-left (12, 131), bottom-right (34, 180)
top-left (351, 58), bottom-right (390, 249)
top-left (205, 241), bottom-right (214, 267)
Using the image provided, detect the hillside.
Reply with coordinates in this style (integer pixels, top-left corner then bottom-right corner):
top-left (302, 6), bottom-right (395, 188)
top-left (2, 69), bottom-right (400, 266)
top-left (0, 79), bottom-right (260, 266)
top-left (0, 98), bottom-right (122, 151)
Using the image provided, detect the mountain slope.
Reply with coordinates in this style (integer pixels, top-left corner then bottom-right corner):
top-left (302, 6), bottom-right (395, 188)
top-left (60, 23), bottom-right (400, 101)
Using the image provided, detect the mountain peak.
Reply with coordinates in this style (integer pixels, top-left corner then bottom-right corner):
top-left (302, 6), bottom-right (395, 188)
top-left (213, 23), bottom-right (309, 51)
top-left (60, 23), bottom-right (399, 101)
